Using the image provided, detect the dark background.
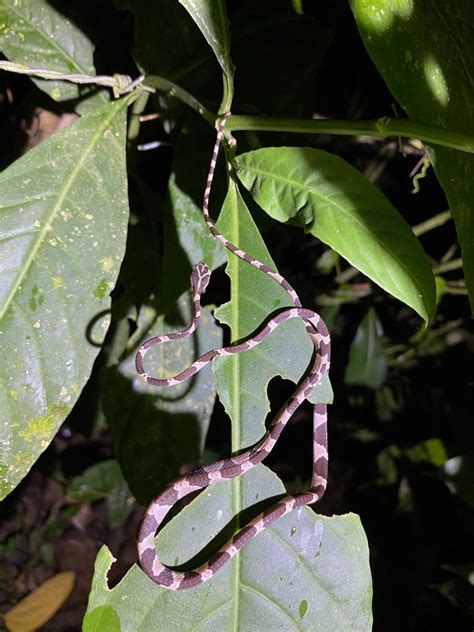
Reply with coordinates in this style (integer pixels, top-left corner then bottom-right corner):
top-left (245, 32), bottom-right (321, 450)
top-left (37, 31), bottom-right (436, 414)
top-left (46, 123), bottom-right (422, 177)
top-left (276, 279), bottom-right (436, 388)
top-left (1, 1), bottom-right (473, 630)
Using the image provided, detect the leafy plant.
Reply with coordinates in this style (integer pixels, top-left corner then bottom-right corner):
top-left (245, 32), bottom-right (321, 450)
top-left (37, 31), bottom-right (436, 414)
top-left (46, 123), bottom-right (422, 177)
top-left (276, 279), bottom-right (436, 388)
top-left (1, 1), bottom-right (473, 630)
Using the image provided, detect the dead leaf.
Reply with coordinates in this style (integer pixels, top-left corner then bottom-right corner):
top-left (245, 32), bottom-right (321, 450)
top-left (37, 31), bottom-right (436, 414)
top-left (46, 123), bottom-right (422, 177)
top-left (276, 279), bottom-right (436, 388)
top-left (4, 571), bottom-right (75, 632)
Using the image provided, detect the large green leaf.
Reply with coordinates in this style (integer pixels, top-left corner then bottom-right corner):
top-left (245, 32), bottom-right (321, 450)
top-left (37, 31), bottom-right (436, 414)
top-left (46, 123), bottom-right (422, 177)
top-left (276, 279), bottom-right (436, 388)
top-left (351, 0), bottom-right (474, 313)
top-left (0, 98), bottom-right (129, 499)
top-left (179, 0), bottom-right (234, 89)
top-left (84, 181), bottom-right (372, 630)
top-left (84, 467), bottom-right (372, 632)
top-left (0, 0), bottom-right (108, 112)
top-left (102, 294), bottom-right (222, 505)
top-left (214, 180), bottom-right (332, 454)
top-left (235, 147), bottom-right (436, 322)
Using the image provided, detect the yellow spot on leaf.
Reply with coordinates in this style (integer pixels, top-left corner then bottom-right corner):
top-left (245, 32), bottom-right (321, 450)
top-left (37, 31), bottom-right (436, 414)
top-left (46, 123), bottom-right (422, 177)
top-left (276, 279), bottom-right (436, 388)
top-left (9, 388), bottom-right (19, 399)
top-left (53, 276), bottom-right (64, 289)
top-left (59, 386), bottom-right (71, 403)
top-left (19, 404), bottom-right (69, 443)
top-left (99, 257), bottom-right (114, 273)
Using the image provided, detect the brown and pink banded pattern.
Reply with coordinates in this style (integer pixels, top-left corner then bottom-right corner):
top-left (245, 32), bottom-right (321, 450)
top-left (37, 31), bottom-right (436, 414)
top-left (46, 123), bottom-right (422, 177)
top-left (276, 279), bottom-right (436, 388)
top-left (135, 113), bottom-right (331, 590)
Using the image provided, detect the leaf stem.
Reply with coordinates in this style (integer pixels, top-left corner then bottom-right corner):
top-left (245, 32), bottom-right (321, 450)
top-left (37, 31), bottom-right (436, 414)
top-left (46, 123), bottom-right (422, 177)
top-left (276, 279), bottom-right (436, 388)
top-left (220, 72), bottom-right (234, 116)
top-left (143, 75), bottom-right (215, 126)
top-left (226, 115), bottom-right (474, 154)
top-left (5, 61), bottom-right (471, 155)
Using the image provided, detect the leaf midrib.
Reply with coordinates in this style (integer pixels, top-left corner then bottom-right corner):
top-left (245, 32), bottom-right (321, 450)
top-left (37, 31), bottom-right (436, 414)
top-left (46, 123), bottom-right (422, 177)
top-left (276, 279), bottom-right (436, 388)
top-left (0, 102), bottom-right (124, 323)
top-left (228, 182), bottom-right (242, 632)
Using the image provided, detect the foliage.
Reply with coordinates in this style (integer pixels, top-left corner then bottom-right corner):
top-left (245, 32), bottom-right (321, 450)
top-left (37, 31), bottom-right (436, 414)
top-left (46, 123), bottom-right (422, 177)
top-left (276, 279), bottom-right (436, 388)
top-left (0, 1), bottom-right (473, 630)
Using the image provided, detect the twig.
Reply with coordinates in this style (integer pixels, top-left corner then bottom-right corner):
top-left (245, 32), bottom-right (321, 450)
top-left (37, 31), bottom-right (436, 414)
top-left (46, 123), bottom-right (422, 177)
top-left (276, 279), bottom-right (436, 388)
top-left (412, 210), bottom-right (451, 236)
top-left (0, 60), bottom-right (149, 98)
top-left (433, 258), bottom-right (463, 275)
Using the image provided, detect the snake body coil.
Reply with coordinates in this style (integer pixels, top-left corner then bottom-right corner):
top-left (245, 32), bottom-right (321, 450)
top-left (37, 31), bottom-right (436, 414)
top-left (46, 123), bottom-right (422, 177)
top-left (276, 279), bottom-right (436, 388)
top-left (135, 114), bottom-right (331, 590)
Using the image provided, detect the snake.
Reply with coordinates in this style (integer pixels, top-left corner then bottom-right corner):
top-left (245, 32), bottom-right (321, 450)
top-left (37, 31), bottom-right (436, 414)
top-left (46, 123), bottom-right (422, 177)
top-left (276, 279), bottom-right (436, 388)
top-left (135, 113), bottom-right (331, 590)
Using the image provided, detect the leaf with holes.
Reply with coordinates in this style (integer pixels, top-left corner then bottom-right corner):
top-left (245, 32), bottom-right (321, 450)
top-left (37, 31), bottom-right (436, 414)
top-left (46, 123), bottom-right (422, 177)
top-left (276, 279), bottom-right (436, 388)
top-left (351, 0), bottom-right (474, 313)
top-left (102, 294), bottom-right (222, 505)
top-left (84, 181), bottom-right (372, 630)
top-left (0, 98), bottom-right (129, 499)
top-left (214, 180), bottom-right (332, 451)
top-left (84, 467), bottom-right (372, 631)
top-left (235, 147), bottom-right (436, 322)
top-left (0, 0), bottom-right (108, 112)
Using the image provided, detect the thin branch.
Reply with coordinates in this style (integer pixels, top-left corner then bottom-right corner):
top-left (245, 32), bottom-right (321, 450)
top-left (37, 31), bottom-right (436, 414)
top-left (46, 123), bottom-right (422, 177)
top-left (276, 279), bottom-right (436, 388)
top-left (0, 60), bottom-right (147, 97)
top-left (433, 258), bottom-right (463, 275)
top-left (412, 210), bottom-right (451, 236)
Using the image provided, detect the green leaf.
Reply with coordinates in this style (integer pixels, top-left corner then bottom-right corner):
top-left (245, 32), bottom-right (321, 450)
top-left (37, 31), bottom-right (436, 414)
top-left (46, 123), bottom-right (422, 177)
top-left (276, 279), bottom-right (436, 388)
top-left (0, 99), bottom-right (129, 499)
top-left (114, 0), bottom-right (220, 100)
top-left (162, 123), bottom-right (226, 307)
top-left (235, 147), bottom-right (436, 322)
top-left (351, 0), bottom-right (474, 313)
top-left (167, 172), bottom-right (225, 273)
top-left (0, 0), bottom-right (108, 112)
top-left (68, 460), bottom-right (126, 503)
top-left (84, 467), bottom-right (372, 631)
top-left (68, 460), bottom-right (133, 529)
top-left (179, 0), bottom-right (235, 89)
top-left (214, 181), bottom-right (332, 451)
top-left (85, 182), bottom-right (372, 630)
top-left (102, 294), bottom-right (222, 505)
top-left (345, 307), bottom-right (387, 389)
top-left (406, 438), bottom-right (447, 468)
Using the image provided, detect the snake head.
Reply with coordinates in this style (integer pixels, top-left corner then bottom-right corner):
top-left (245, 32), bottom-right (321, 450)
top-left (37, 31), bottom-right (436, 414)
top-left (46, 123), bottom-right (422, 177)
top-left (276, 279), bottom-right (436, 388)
top-left (192, 262), bottom-right (211, 294)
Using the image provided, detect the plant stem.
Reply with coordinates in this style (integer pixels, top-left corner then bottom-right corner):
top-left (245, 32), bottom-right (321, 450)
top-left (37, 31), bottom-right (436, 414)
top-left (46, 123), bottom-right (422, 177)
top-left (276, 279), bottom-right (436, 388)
top-left (6, 61), bottom-right (471, 154)
top-left (128, 91), bottom-right (150, 143)
top-left (226, 115), bottom-right (474, 154)
top-left (220, 73), bottom-right (234, 116)
top-left (433, 258), bottom-right (463, 275)
top-left (412, 210), bottom-right (451, 236)
top-left (143, 76), bottom-right (215, 126)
